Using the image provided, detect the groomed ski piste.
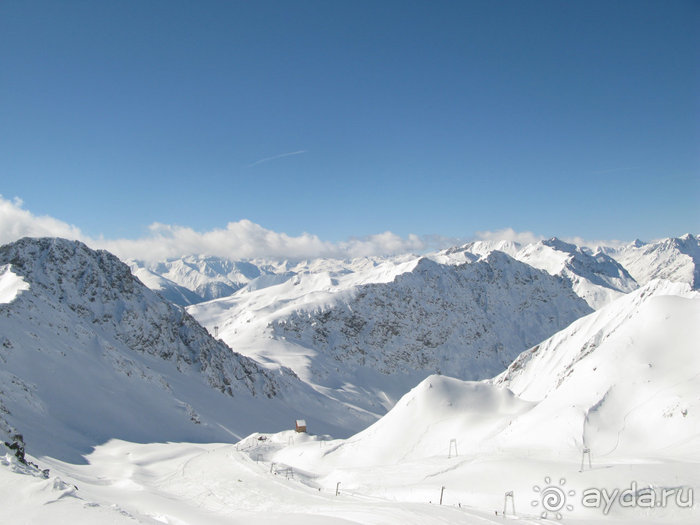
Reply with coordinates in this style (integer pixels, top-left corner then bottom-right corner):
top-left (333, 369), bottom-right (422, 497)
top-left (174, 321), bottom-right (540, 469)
top-left (1, 264), bottom-right (698, 524)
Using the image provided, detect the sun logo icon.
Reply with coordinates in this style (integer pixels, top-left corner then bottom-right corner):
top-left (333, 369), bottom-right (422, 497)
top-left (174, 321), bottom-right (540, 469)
top-left (531, 476), bottom-right (575, 519)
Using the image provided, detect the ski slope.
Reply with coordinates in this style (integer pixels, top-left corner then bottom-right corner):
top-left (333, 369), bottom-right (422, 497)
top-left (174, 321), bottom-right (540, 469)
top-left (1, 275), bottom-right (696, 524)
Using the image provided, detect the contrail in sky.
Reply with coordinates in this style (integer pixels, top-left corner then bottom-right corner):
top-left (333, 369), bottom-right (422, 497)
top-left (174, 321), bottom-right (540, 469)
top-left (246, 150), bottom-right (307, 168)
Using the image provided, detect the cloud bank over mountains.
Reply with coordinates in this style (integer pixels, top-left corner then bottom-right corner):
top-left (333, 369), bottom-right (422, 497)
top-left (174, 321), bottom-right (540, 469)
top-left (0, 194), bottom-right (629, 261)
top-left (0, 195), bottom-right (435, 260)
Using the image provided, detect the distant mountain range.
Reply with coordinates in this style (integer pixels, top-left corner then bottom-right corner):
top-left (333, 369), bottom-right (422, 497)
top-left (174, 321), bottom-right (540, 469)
top-left (129, 234), bottom-right (699, 309)
top-left (0, 234), bottom-right (697, 462)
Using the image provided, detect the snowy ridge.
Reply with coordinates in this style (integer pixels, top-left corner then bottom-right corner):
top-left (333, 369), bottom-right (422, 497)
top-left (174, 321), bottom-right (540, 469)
top-left (271, 253), bottom-right (590, 379)
top-left (432, 237), bottom-right (638, 309)
top-left (494, 279), bottom-right (698, 400)
top-left (279, 377), bottom-right (535, 469)
top-left (128, 266), bottom-right (203, 306)
top-left (430, 239), bottom-right (521, 265)
top-left (132, 235), bottom-right (696, 313)
top-left (515, 238), bottom-right (638, 309)
top-left (603, 233), bottom-right (700, 289)
top-left (127, 255), bottom-right (268, 305)
top-left (491, 280), bottom-right (700, 458)
top-left (1, 238), bottom-right (281, 398)
top-left (191, 251), bottom-right (591, 413)
top-left (128, 253), bottom-right (420, 306)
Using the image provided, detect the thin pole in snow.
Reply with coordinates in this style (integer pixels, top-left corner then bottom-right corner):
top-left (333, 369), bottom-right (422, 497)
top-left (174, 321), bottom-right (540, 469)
top-left (580, 447), bottom-right (592, 472)
top-left (503, 491), bottom-right (515, 516)
top-left (448, 438), bottom-right (458, 458)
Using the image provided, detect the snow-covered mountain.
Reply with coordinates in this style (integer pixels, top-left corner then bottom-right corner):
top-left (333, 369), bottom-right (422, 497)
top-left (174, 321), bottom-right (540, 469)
top-left (264, 279), bottom-right (699, 521)
top-left (432, 237), bottom-right (638, 309)
top-left (515, 238), bottom-right (638, 308)
top-left (602, 233), bottom-right (700, 289)
top-left (299, 277), bottom-right (700, 464)
top-left (127, 255), bottom-right (272, 305)
top-left (272, 253), bottom-right (591, 379)
top-left (2, 237), bottom-right (698, 524)
top-left (492, 279), bottom-right (700, 457)
top-left (0, 238), bottom-right (372, 462)
top-left (128, 265), bottom-right (204, 306)
top-left (276, 279), bottom-right (700, 469)
top-left (117, 234), bottom-right (698, 425)
top-left (130, 235), bottom-right (696, 313)
top-left (127, 253), bottom-right (420, 306)
top-left (190, 251), bottom-right (592, 413)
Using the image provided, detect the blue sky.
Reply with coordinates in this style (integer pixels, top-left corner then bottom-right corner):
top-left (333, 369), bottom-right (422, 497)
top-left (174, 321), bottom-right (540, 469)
top-left (1, 0), bottom-right (698, 247)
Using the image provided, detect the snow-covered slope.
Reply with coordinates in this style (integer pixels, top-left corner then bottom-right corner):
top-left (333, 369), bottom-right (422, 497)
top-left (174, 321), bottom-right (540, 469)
top-left (492, 279), bottom-right (700, 458)
top-left (260, 280), bottom-right (699, 521)
top-left (0, 238), bottom-right (372, 463)
top-left (128, 265), bottom-right (204, 306)
top-left (0, 263), bottom-right (29, 303)
top-left (271, 278), bottom-right (699, 468)
top-left (191, 252), bottom-right (591, 413)
top-left (282, 377), bottom-right (535, 469)
top-left (603, 234), bottom-right (700, 289)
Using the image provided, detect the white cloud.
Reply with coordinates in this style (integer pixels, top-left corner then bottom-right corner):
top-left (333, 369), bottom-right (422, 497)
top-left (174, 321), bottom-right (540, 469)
top-left (0, 195), bottom-right (85, 245)
top-left (0, 195), bottom-right (434, 262)
top-left (474, 228), bottom-right (544, 245)
top-left (337, 232), bottom-right (426, 258)
top-left (0, 196), bottom-right (637, 262)
top-left (100, 220), bottom-right (334, 261)
top-left (473, 227), bottom-right (632, 251)
top-left (100, 222), bottom-right (433, 261)
top-left (561, 235), bottom-right (629, 250)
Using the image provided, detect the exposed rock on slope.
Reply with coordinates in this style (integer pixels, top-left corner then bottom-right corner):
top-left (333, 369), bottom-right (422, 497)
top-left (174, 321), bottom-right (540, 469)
top-left (0, 238), bottom-right (370, 462)
top-left (1, 238), bottom-right (279, 398)
top-left (268, 252), bottom-right (592, 390)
